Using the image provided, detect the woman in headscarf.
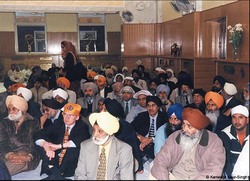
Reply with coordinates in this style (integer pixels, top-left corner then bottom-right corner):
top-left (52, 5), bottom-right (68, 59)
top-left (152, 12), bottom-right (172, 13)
top-left (60, 41), bottom-right (86, 93)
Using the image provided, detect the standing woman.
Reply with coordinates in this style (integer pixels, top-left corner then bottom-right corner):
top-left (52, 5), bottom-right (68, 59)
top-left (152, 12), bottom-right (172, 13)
top-left (60, 41), bottom-right (85, 94)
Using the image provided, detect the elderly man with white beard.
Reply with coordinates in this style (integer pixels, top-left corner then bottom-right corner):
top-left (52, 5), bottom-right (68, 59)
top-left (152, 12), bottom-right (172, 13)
top-left (150, 107), bottom-right (226, 180)
top-left (74, 111), bottom-right (134, 180)
top-left (204, 91), bottom-right (231, 135)
top-left (0, 95), bottom-right (40, 176)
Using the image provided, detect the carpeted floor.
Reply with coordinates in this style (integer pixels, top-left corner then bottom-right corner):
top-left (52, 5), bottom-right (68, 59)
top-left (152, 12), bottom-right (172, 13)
top-left (11, 160), bottom-right (152, 180)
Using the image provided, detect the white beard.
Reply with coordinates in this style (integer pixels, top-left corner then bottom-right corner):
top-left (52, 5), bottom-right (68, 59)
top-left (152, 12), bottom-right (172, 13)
top-left (179, 130), bottom-right (201, 151)
top-left (92, 135), bottom-right (110, 145)
top-left (8, 110), bottom-right (22, 121)
top-left (206, 109), bottom-right (220, 126)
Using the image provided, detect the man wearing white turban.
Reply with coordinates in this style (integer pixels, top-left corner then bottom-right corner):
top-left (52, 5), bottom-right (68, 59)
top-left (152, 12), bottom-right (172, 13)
top-left (0, 95), bottom-right (40, 176)
top-left (17, 87), bottom-right (42, 120)
top-left (220, 105), bottom-right (249, 179)
top-left (74, 111), bottom-right (134, 180)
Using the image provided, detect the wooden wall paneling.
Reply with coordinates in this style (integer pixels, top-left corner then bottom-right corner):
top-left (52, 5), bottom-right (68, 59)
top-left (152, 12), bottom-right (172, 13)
top-left (216, 61), bottom-right (249, 92)
top-left (223, 1), bottom-right (249, 61)
top-left (0, 32), bottom-right (15, 55)
top-left (47, 32), bottom-right (77, 54)
top-left (193, 58), bottom-right (216, 91)
top-left (179, 13), bottom-right (196, 58)
top-left (161, 19), bottom-right (182, 56)
top-left (122, 24), bottom-right (156, 56)
top-left (154, 23), bottom-right (163, 55)
top-left (200, 1), bottom-right (249, 61)
top-left (107, 32), bottom-right (121, 55)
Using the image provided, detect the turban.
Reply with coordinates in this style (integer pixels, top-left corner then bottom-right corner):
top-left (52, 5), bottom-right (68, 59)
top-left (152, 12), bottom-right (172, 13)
top-left (178, 78), bottom-right (193, 89)
top-left (122, 67), bottom-right (128, 72)
top-left (205, 91), bottom-right (224, 108)
top-left (156, 84), bottom-right (170, 96)
top-left (155, 67), bottom-right (166, 73)
top-left (96, 75), bottom-right (106, 85)
top-left (17, 87), bottom-right (32, 101)
top-left (42, 98), bottom-right (62, 109)
top-left (105, 68), bottom-right (114, 76)
top-left (124, 76), bottom-right (133, 81)
top-left (111, 65), bottom-right (118, 73)
top-left (113, 73), bottom-right (124, 83)
top-left (133, 90), bottom-right (152, 99)
top-left (52, 88), bottom-right (68, 100)
top-left (112, 82), bottom-right (123, 91)
top-left (192, 88), bottom-right (206, 98)
top-left (89, 112), bottom-right (119, 135)
top-left (182, 107), bottom-right (210, 130)
top-left (6, 95), bottom-right (28, 112)
top-left (81, 82), bottom-right (98, 94)
top-left (213, 75), bottom-right (226, 87)
top-left (224, 82), bottom-right (237, 96)
top-left (120, 86), bottom-right (135, 94)
top-left (231, 105), bottom-right (249, 117)
top-left (146, 96), bottom-right (162, 107)
top-left (3, 78), bottom-right (15, 89)
top-left (167, 103), bottom-right (184, 121)
top-left (87, 71), bottom-right (97, 79)
top-left (11, 83), bottom-right (26, 92)
top-left (104, 98), bottom-right (125, 118)
top-left (62, 103), bottom-right (81, 116)
top-left (56, 77), bottom-right (70, 89)
top-left (166, 68), bottom-right (174, 76)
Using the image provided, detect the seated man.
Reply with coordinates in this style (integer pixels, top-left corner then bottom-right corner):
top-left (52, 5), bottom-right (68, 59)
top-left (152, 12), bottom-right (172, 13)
top-left (185, 88), bottom-right (206, 114)
top-left (219, 105), bottom-right (249, 179)
top-left (34, 103), bottom-right (90, 178)
top-left (131, 96), bottom-right (167, 164)
top-left (205, 91), bottom-right (231, 135)
top-left (74, 111), bottom-right (134, 180)
top-left (40, 98), bottom-right (64, 129)
top-left (154, 103), bottom-right (184, 155)
top-left (151, 108), bottom-right (226, 180)
top-left (0, 95), bottom-right (40, 176)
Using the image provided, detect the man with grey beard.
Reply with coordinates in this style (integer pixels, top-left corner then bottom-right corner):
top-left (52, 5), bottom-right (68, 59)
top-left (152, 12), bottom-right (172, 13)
top-left (0, 95), bottom-right (40, 176)
top-left (205, 91), bottom-right (231, 135)
top-left (150, 107), bottom-right (225, 180)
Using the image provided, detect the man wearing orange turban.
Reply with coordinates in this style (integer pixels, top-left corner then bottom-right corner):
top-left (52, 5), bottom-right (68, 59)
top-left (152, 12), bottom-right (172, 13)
top-left (151, 107), bottom-right (225, 180)
top-left (95, 75), bottom-right (112, 98)
top-left (43, 77), bottom-right (76, 103)
top-left (205, 91), bottom-right (231, 135)
top-left (34, 103), bottom-right (90, 179)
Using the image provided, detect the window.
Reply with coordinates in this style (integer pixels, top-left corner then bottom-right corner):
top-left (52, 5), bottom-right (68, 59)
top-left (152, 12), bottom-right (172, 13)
top-left (15, 12), bottom-right (46, 54)
top-left (78, 13), bottom-right (106, 53)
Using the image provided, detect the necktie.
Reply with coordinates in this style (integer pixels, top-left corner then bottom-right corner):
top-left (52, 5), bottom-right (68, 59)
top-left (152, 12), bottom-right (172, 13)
top-left (97, 147), bottom-right (106, 180)
top-left (148, 119), bottom-right (155, 138)
top-left (185, 96), bottom-right (189, 105)
top-left (125, 102), bottom-right (129, 115)
top-left (59, 126), bottom-right (70, 165)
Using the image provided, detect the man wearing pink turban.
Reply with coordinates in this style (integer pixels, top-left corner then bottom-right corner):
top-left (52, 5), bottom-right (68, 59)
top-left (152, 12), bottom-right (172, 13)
top-left (0, 95), bottom-right (40, 176)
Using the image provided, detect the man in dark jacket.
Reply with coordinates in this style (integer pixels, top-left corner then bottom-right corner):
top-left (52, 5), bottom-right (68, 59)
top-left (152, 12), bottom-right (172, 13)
top-left (0, 95), bottom-right (40, 176)
top-left (131, 96), bottom-right (167, 164)
top-left (34, 103), bottom-right (90, 178)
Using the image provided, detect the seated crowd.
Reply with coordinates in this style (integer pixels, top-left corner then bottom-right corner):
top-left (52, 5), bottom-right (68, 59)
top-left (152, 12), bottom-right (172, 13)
top-left (0, 62), bottom-right (249, 180)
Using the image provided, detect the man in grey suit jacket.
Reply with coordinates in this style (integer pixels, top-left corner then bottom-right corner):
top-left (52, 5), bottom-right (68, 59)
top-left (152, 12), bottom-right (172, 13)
top-left (74, 111), bottom-right (134, 180)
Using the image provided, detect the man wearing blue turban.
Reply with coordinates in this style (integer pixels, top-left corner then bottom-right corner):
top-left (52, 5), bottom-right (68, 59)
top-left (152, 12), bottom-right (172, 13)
top-left (154, 103), bottom-right (184, 155)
